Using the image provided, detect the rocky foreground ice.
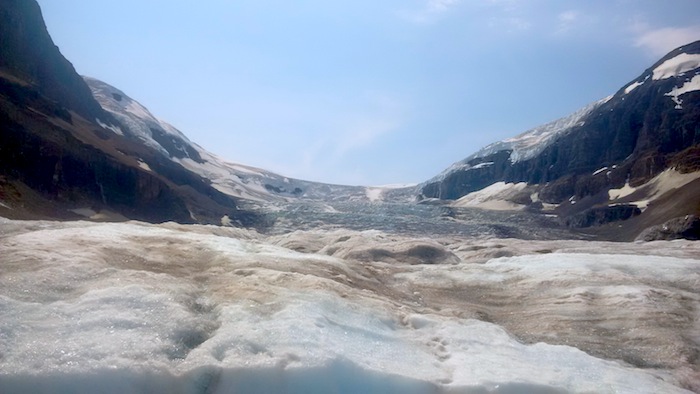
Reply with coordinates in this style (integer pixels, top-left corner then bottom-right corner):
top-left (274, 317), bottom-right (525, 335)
top-left (0, 218), bottom-right (698, 393)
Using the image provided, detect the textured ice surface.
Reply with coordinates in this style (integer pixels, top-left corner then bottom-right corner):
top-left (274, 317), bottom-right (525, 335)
top-left (0, 219), bottom-right (698, 393)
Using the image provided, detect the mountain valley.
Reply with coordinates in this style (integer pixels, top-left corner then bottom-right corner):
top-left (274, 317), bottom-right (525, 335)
top-left (1, 0), bottom-right (700, 393)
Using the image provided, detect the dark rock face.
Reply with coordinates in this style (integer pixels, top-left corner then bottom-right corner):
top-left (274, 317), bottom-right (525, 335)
top-left (635, 215), bottom-right (700, 241)
top-left (422, 41), bottom-right (700, 205)
top-left (264, 184), bottom-right (303, 196)
top-left (149, 127), bottom-right (204, 163)
top-left (0, 0), bottom-right (267, 228)
top-left (563, 204), bottom-right (641, 228)
top-left (0, 0), bottom-right (108, 123)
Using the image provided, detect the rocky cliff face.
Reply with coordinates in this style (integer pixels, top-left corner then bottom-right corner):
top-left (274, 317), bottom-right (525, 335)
top-left (421, 41), bottom-right (700, 238)
top-left (0, 0), bottom-right (265, 227)
top-left (423, 41), bottom-right (700, 203)
top-left (0, 0), bottom-right (107, 123)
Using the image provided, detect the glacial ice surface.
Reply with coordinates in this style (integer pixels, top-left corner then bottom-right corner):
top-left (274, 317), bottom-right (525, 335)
top-left (0, 219), bottom-right (698, 393)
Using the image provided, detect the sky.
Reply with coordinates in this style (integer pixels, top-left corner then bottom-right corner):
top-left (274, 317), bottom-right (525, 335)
top-left (37, 0), bottom-right (700, 186)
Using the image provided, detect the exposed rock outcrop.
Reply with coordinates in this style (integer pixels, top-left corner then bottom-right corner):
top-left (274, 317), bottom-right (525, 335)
top-left (0, 0), bottom-right (267, 228)
top-left (421, 41), bottom-right (700, 239)
top-left (635, 214), bottom-right (700, 241)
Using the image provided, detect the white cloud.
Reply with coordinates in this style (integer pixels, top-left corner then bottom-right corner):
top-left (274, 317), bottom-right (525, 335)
top-left (488, 16), bottom-right (531, 32)
top-left (557, 10), bottom-right (579, 31)
top-left (399, 0), bottom-right (461, 24)
top-left (334, 118), bottom-right (399, 157)
top-left (481, 1), bottom-right (530, 33)
top-left (331, 92), bottom-right (403, 158)
top-left (264, 91), bottom-right (403, 184)
top-left (634, 25), bottom-right (700, 57)
top-left (559, 10), bottom-right (577, 22)
top-left (428, 0), bottom-right (460, 13)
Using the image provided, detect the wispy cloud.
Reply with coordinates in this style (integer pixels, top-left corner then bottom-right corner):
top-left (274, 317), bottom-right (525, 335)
top-left (273, 91), bottom-right (403, 184)
top-left (489, 16), bottom-right (531, 32)
top-left (556, 10), bottom-right (579, 34)
top-left (482, 1), bottom-right (530, 33)
top-left (333, 117), bottom-right (399, 158)
top-left (633, 25), bottom-right (700, 56)
top-left (427, 0), bottom-right (460, 13)
top-left (331, 92), bottom-right (403, 158)
top-left (398, 0), bottom-right (461, 25)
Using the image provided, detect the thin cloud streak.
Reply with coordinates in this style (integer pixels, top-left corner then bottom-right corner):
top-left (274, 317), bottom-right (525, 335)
top-left (398, 0), bottom-right (461, 24)
top-left (556, 10), bottom-right (579, 34)
top-left (634, 25), bottom-right (700, 56)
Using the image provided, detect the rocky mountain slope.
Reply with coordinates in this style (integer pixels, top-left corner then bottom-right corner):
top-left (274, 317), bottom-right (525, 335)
top-left (0, 0), bottom-right (267, 227)
top-left (421, 41), bottom-right (700, 239)
top-left (83, 77), bottom-right (414, 206)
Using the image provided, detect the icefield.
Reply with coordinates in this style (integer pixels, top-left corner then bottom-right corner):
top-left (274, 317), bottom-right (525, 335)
top-left (0, 218), bottom-right (698, 393)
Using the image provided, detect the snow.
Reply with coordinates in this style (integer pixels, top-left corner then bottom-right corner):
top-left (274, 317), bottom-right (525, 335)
top-left (84, 77), bottom-right (189, 156)
top-left (652, 53), bottom-right (700, 80)
top-left (85, 77), bottom-right (393, 203)
top-left (137, 160), bottom-right (152, 172)
top-left (624, 81), bottom-right (643, 94)
top-left (609, 169), bottom-right (700, 206)
top-left (432, 98), bottom-right (604, 182)
top-left (471, 161), bottom-right (493, 169)
top-left (645, 168), bottom-right (700, 195)
top-left (592, 166), bottom-right (608, 176)
top-left (451, 182), bottom-right (528, 210)
top-left (95, 117), bottom-right (124, 135)
top-left (608, 182), bottom-right (637, 200)
top-left (625, 75), bottom-right (650, 95)
top-left (363, 184), bottom-right (415, 202)
top-left (0, 219), bottom-right (697, 393)
top-left (665, 74), bottom-right (700, 109)
top-left (365, 187), bottom-right (384, 202)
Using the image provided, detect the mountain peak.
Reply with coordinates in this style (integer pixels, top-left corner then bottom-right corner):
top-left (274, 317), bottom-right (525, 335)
top-left (0, 0), bottom-right (108, 122)
top-left (420, 40), bottom-right (700, 238)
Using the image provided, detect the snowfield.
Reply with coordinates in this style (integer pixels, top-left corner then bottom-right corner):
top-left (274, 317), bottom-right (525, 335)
top-left (1, 218), bottom-right (698, 393)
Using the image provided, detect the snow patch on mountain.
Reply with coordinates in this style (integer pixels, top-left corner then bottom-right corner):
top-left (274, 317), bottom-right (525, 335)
top-left (85, 77), bottom-right (286, 201)
top-left (452, 181), bottom-right (528, 211)
top-left (95, 117), bottom-right (124, 135)
top-left (624, 75), bottom-right (649, 94)
top-left (665, 74), bottom-right (700, 109)
top-left (610, 169), bottom-right (700, 210)
top-left (609, 182), bottom-right (637, 200)
top-left (592, 166), bottom-right (608, 176)
top-left (85, 77), bottom-right (191, 156)
top-left (652, 53), bottom-right (700, 80)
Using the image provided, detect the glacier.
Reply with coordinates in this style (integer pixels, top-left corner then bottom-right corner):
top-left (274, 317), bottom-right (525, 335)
top-left (1, 218), bottom-right (698, 393)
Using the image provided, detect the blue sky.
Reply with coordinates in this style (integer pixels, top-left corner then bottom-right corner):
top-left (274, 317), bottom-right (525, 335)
top-left (38, 0), bottom-right (700, 186)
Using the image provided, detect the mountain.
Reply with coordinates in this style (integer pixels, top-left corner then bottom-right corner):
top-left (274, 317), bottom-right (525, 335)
top-left (421, 41), bottom-right (700, 240)
top-left (83, 77), bottom-right (415, 205)
top-left (0, 0), bottom-right (106, 124)
top-left (0, 0), bottom-right (271, 227)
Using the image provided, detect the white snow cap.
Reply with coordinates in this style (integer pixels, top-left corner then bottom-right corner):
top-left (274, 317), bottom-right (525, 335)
top-left (652, 53), bottom-right (700, 80)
